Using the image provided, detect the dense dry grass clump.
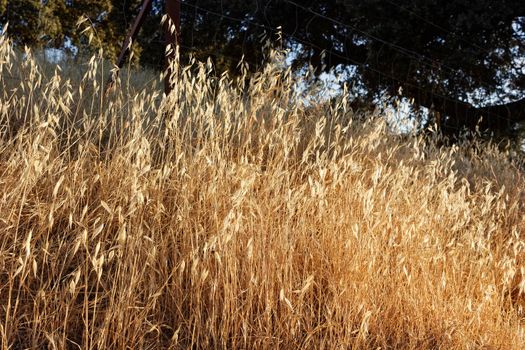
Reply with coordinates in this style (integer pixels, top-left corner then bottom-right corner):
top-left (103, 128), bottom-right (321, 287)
top-left (0, 35), bottom-right (525, 349)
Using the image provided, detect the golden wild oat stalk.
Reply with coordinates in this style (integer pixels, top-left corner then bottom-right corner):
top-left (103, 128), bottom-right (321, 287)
top-left (0, 35), bottom-right (524, 349)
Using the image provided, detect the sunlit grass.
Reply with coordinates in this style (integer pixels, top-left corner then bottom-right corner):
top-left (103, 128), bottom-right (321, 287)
top-left (0, 35), bottom-right (524, 349)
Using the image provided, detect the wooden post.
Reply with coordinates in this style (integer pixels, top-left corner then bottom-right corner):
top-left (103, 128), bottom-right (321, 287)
top-left (164, 0), bottom-right (181, 95)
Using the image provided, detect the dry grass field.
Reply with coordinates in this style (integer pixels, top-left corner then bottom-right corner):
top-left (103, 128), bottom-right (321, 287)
top-left (1, 36), bottom-right (525, 349)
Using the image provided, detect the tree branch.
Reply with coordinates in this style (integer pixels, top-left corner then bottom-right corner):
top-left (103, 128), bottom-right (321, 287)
top-left (403, 85), bottom-right (525, 136)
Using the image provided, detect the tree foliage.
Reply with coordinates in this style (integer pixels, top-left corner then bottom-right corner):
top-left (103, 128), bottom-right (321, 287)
top-left (1, 1), bottom-right (524, 137)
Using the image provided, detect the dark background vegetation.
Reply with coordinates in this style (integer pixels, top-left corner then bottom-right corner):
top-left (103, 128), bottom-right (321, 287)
top-left (1, 0), bottom-right (524, 140)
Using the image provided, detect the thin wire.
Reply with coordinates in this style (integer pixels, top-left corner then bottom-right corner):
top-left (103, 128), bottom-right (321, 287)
top-left (282, 0), bottom-right (497, 90)
top-left (180, 3), bottom-right (454, 104)
top-left (280, 0), bottom-right (524, 125)
top-left (383, 0), bottom-right (525, 103)
top-left (182, 1), bottom-right (515, 125)
top-left (382, 0), bottom-right (495, 57)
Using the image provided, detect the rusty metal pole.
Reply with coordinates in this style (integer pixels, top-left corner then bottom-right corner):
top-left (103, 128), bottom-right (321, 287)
top-left (106, 0), bottom-right (153, 92)
top-left (164, 0), bottom-right (181, 95)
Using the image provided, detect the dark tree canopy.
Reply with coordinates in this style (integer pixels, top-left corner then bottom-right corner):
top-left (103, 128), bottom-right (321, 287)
top-left (1, 1), bottom-right (524, 137)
